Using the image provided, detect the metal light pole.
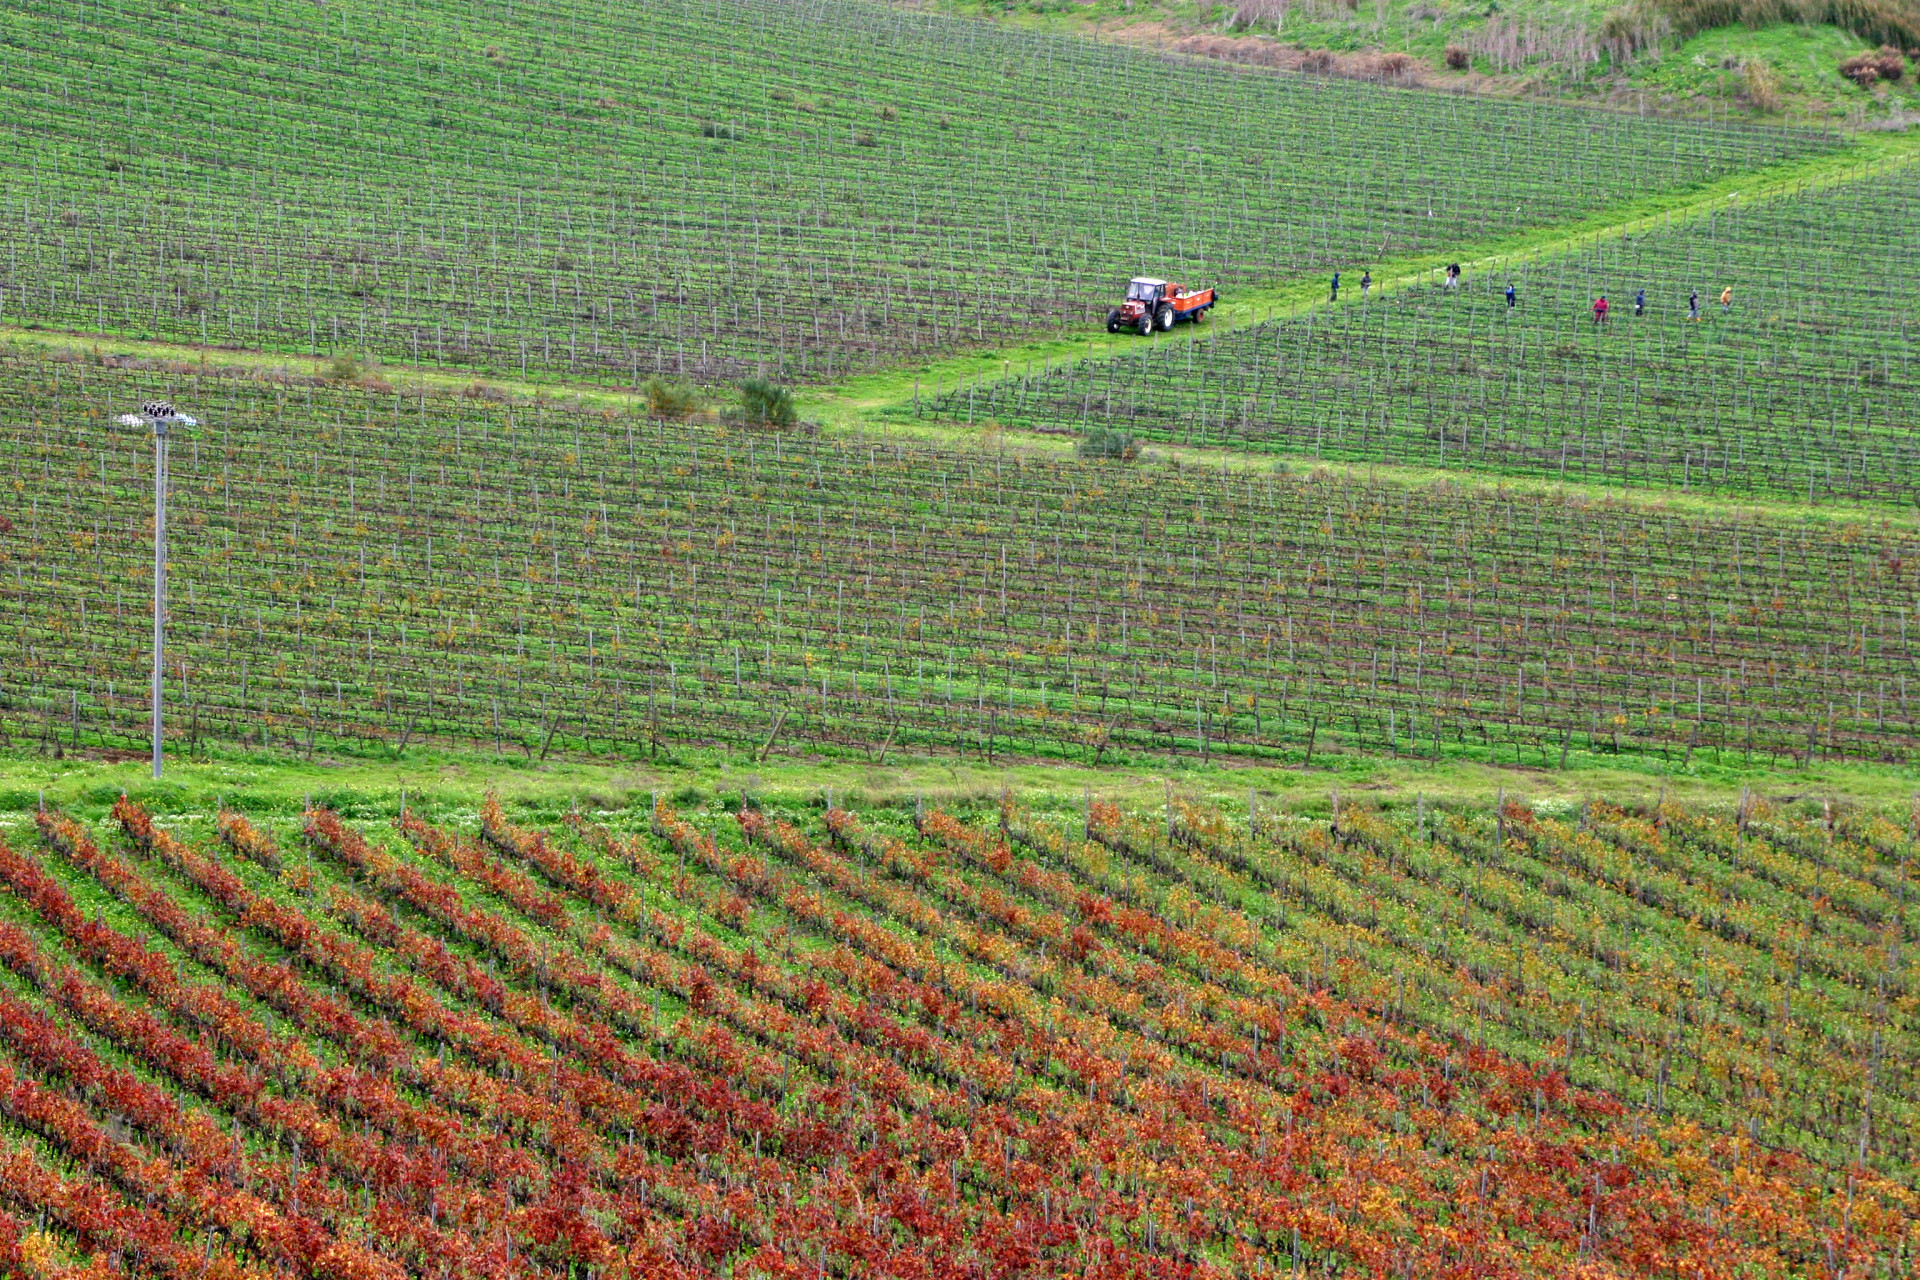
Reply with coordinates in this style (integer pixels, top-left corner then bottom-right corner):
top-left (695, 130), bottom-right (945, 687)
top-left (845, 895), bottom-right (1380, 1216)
top-left (117, 402), bottom-right (196, 779)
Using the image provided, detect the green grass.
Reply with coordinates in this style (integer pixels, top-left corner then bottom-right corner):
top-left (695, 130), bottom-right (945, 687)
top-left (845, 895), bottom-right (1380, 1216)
top-left (3, 733), bottom-right (1915, 826)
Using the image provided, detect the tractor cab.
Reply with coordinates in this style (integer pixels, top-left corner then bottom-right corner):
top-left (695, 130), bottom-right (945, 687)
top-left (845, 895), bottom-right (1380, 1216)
top-left (1125, 278), bottom-right (1166, 305)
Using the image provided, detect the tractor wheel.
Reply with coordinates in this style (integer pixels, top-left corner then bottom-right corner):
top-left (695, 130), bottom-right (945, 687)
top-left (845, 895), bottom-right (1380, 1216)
top-left (1192, 304), bottom-right (1208, 323)
top-left (1136, 312), bottom-right (1153, 336)
top-left (1105, 309), bottom-right (1123, 333)
top-left (1156, 305), bottom-right (1175, 331)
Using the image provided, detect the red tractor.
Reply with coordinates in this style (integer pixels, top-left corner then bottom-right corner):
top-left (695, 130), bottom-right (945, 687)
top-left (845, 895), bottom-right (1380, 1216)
top-left (1107, 277), bottom-right (1217, 335)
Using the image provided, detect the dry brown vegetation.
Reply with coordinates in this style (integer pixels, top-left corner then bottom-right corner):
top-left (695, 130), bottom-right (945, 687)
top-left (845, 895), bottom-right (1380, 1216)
top-left (1639, 0), bottom-right (1920, 50)
top-left (1839, 42), bottom-right (1911, 82)
top-left (1171, 33), bottom-right (1431, 83)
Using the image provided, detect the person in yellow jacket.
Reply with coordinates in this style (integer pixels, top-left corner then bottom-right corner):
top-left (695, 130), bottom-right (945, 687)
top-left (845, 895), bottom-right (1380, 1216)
top-left (1720, 285), bottom-right (1732, 314)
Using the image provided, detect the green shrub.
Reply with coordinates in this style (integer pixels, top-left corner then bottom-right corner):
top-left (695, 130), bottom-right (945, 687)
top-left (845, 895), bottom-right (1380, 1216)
top-left (643, 376), bottom-right (702, 420)
top-left (739, 378), bottom-right (797, 427)
top-left (327, 352), bottom-right (360, 382)
top-left (1077, 427), bottom-right (1139, 460)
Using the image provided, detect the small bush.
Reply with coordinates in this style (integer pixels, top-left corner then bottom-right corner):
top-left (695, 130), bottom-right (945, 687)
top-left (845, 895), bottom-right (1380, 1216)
top-left (1078, 428), bottom-right (1140, 461)
top-left (1444, 44), bottom-right (1471, 69)
top-left (769, 87), bottom-right (795, 102)
top-left (854, 129), bottom-right (879, 147)
top-left (1301, 49), bottom-right (1337, 72)
top-left (700, 120), bottom-right (736, 140)
top-left (643, 377), bottom-right (702, 420)
top-left (1840, 49), bottom-right (1882, 83)
top-left (878, 104), bottom-right (898, 121)
top-left (739, 379), bottom-right (797, 427)
top-left (1847, 42), bottom-right (1910, 79)
top-left (327, 353), bottom-right (360, 383)
top-left (1743, 58), bottom-right (1783, 108)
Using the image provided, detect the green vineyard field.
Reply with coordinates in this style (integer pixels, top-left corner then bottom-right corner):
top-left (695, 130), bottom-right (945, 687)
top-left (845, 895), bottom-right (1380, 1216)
top-left (3, 355), bottom-right (1915, 769)
top-left (0, 0), bottom-right (1836, 384)
top-left (920, 167), bottom-right (1920, 503)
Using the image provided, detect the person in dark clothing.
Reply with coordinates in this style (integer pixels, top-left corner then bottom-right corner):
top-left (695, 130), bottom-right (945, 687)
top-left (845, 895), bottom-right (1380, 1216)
top-left (1688, 289), bottom-right (1701, 321)
top-left (1634, 288), bottom-right (1646, 316)
top-left (1330, 270), bottom-right (1340, 302)
top-left (1360, 269), bottom-right (1372, 299)
top-left (1445, 263), bottom-right (1461, 289)
top-left (1505, 283), bottom-right (1516, 308)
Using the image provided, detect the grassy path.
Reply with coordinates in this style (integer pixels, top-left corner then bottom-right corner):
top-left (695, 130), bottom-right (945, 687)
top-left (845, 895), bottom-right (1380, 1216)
top-left (3, 731), bottom-right (1913, 821)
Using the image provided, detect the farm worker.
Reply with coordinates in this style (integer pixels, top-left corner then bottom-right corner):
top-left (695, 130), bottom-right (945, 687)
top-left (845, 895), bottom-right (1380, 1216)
top-left (1445, 263), bottom-right (1461, 289)
top-left (1720, 285), bottom-right (1733, 313)
top-left (1505, 283), bottom-right (1516, 308)
top-left (1688, 289), bottom-right (1701, 321)
top-left (1330, 271), bottom-right (1341, 302)
top-left (1360, 270), bottom-right (1372, 299)
top-left (1634, 288), bottom-right (1646, 316)
top-left (1592, 295), bottom-right (1609, 324)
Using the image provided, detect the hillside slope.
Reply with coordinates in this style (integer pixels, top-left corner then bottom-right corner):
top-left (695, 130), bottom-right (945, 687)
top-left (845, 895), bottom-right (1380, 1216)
top-left (928, 0), bottom-right (1920, 121)
top-left (0, 0), bottom-right (1833, 386)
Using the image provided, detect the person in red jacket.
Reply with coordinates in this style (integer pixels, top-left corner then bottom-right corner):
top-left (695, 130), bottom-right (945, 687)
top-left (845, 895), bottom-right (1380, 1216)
top-left (1592, 295), bottom-right (1610, 325)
